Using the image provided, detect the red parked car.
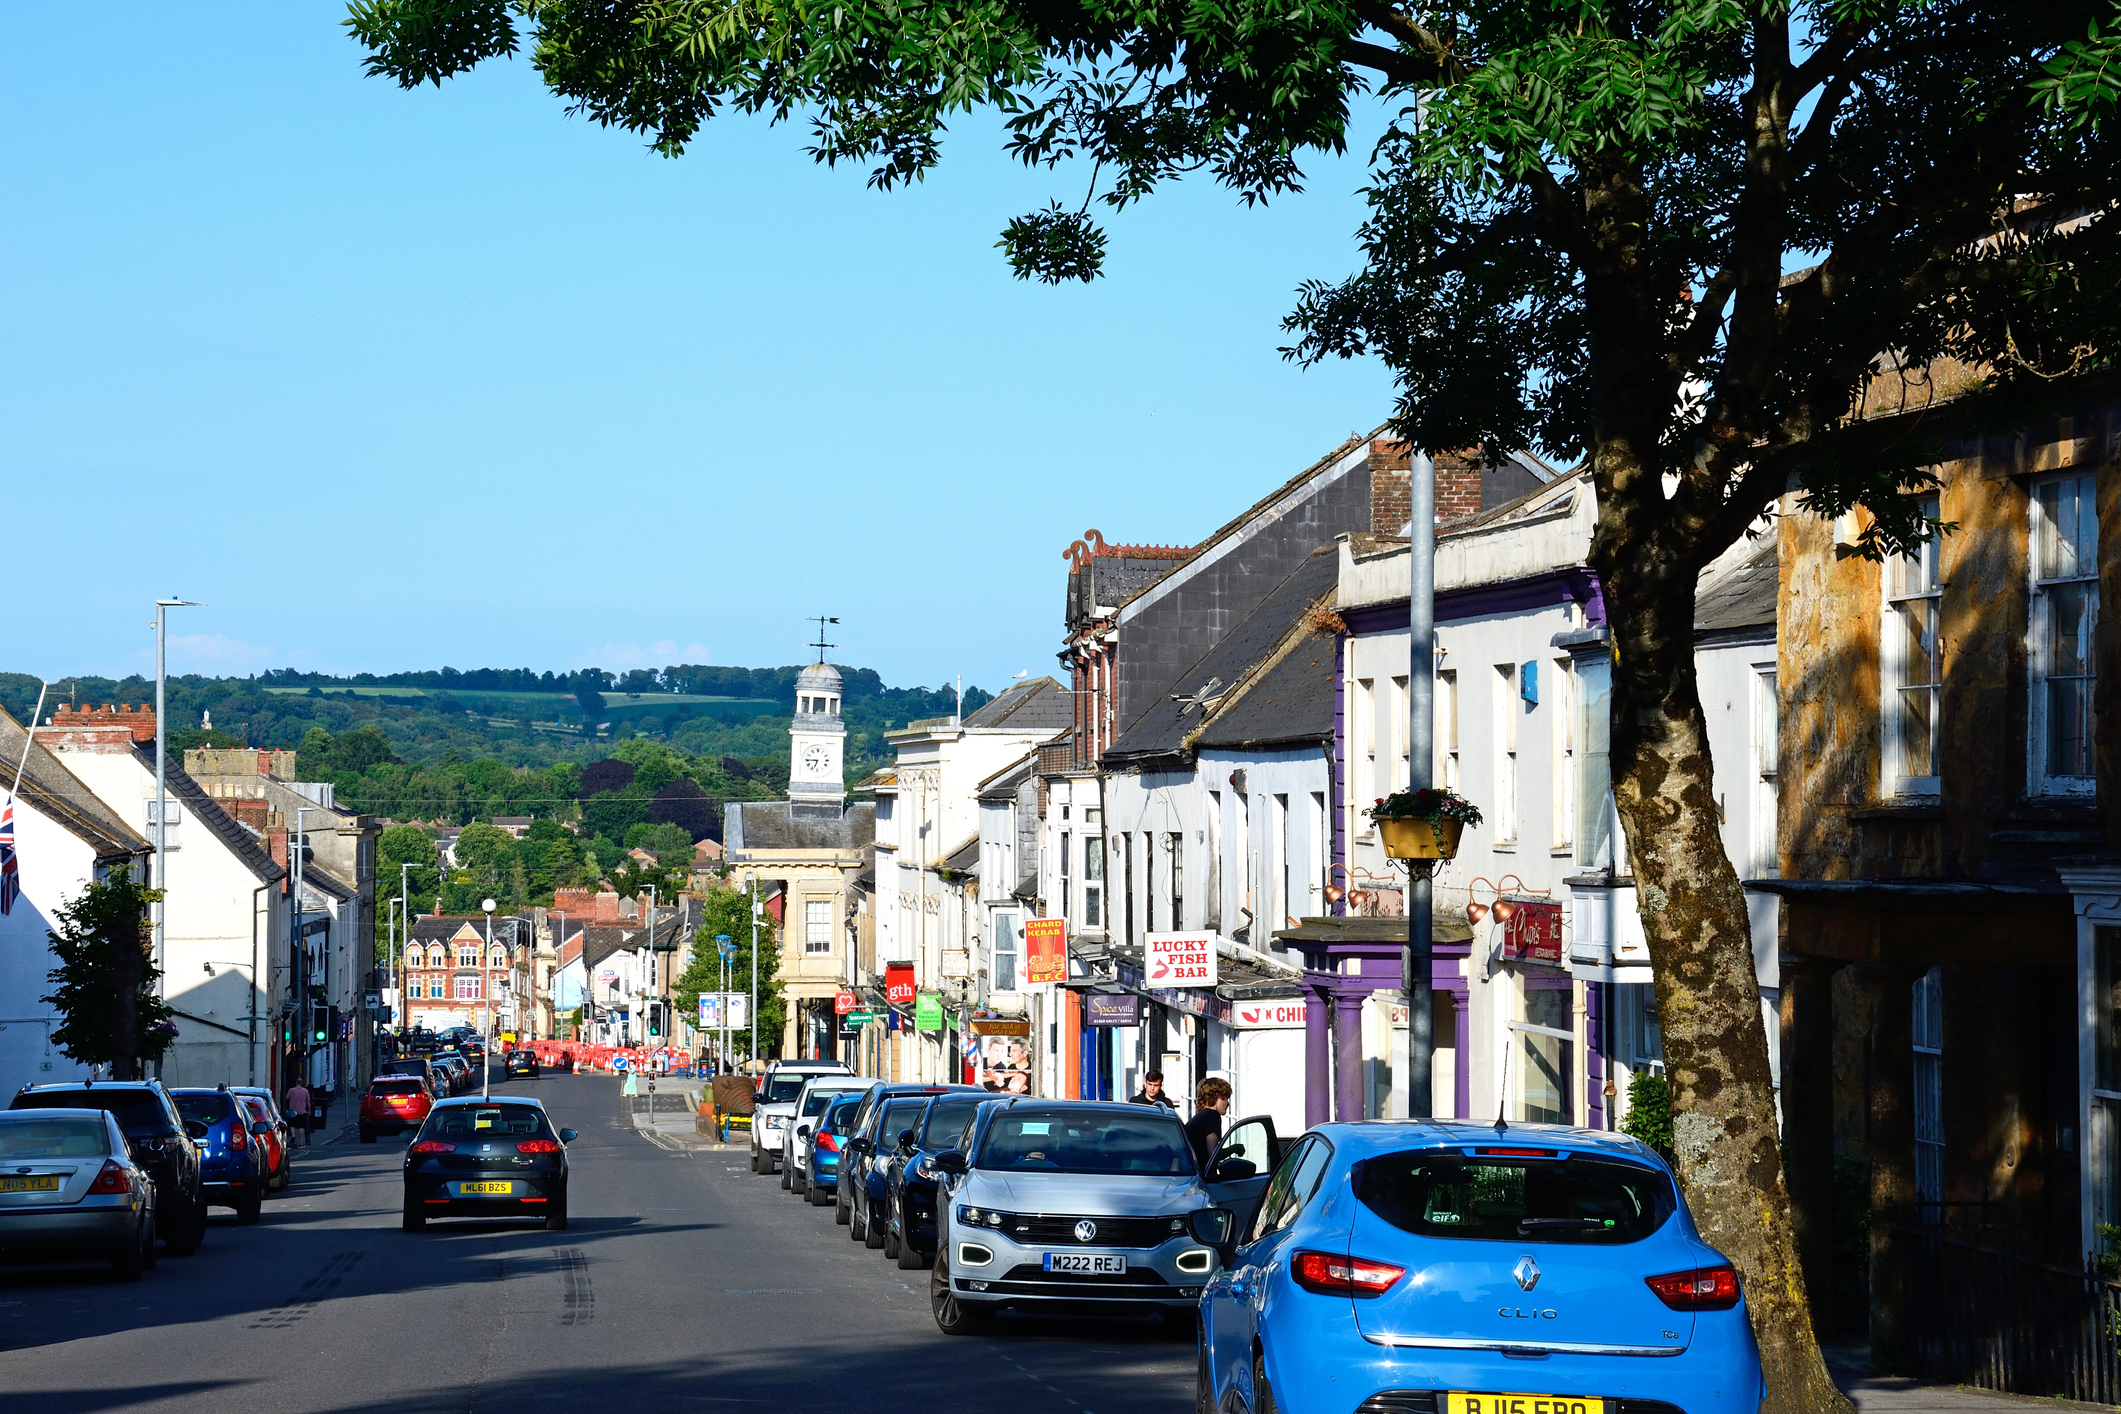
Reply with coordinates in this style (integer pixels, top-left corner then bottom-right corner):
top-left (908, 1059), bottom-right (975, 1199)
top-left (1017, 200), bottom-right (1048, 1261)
top-left (359, 1076), bottom-right (434, 1143)
top-left (239, 1094), bottom-right (287, 1191)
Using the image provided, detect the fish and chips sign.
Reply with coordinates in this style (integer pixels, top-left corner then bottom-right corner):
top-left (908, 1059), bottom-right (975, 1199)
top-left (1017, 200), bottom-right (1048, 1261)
top-left (1145, 932), bottom-right (1218, 988)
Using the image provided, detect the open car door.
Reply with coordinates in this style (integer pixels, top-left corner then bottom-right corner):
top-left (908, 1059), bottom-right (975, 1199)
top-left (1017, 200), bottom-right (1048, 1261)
top-left (1201, 1114), bottom-right (1280, 1235)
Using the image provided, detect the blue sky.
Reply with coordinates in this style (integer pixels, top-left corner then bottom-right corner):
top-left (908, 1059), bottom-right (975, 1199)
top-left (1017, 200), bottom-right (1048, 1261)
top-left (2, 7), bottom-right (1396, 693)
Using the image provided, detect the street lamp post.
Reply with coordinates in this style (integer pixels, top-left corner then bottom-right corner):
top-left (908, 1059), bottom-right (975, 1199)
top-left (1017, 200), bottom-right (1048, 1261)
top-left (151, 597), bottom-right (199, 1006)
top-left (481, 897), bottom-right (496, 1099)
top-left (1404, 454), bottom-right (1437, 1119)
top-left (749, 877), bottom-right (760, 1074)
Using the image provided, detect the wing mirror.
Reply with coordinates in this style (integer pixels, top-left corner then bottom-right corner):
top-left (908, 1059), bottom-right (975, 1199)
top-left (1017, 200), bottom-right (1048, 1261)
top-left (559, 1129), bottom-right (578, 1143)
top-left (796, 1124), bottom-right (812, 1139)
top-left (847, 1136), bottom-right (871, 1153)
top-left (929, 1149), bottom-right (968, 1177)
top-left (897, 1127), bottom-right (917, 1153)
top-left (1189, 1207), bottom-right (1237, 1250)
top-left (1210, 1156), bottom-right (1257, 1182)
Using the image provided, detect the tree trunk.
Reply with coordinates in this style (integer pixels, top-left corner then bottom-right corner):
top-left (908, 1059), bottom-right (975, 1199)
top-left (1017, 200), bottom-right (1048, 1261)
top-left (1593, 484), bottom-right (1851, 1414)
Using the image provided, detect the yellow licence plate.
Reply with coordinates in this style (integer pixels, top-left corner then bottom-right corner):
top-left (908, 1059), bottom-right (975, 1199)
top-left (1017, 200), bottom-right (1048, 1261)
top-left (1447, 1396), bottom-right (1604, 1414)
top-left (458, 1181), bottom-right (513, 1195)
top-left (0, 1175), bottom-right (61, 1193)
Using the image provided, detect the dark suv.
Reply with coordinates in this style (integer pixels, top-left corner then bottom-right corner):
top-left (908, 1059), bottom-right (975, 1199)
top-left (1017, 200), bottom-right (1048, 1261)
top-left (10, 1081), bottom-right (207, 1254)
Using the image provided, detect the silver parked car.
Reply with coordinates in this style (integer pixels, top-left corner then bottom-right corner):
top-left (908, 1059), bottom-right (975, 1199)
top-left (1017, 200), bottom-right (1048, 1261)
top-left (0, 1108), bottom-right (159, 1281)
top-left (750, 1061), bottom-right (853, 1174)
top-left (927, 1099), bottom-right (1227, 1334)
top-left (784, 1076), bottom-right (876, 1195)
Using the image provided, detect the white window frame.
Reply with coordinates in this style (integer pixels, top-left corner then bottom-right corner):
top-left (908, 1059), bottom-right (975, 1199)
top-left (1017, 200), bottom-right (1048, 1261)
top-left (804, 899), bottom-right (833, 955)
top-left (2030, 472), bottom-right (2099, 797)
top-left (1388, 676), bottom-right (1410, 793)
top-left (990, 909), bottom-right (1020, 991)
top-left (1353, 677), bottom-right (1376, 827)
top-left (1439, 669), bottom-right (1460, 791)
top-left (1752, 665), bottom-right (1780, 879)
top-left (1494, 664), bottom-right (1519, 847)
top-left (1882, 493), bottom-right (1943, 796)
top-left (1551, 658), bottom-right (1575, 854)
top-left (1081, 832), bottom-right (1104, 930)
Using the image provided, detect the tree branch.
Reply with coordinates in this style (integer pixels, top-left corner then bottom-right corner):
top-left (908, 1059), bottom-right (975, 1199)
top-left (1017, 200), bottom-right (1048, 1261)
top-left (1349, 0), bottom-right (1459, 81)
top-left (1341, 37), bottom-right (1436, 87)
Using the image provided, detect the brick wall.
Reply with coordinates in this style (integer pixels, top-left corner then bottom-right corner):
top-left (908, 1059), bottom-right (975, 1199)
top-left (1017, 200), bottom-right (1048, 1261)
top-left (1368, 440), bottom-right (1488, 530)
top-left (49, 703), bottom-right (156, 744)
top-left (185, 747), bottom-right (296, 779)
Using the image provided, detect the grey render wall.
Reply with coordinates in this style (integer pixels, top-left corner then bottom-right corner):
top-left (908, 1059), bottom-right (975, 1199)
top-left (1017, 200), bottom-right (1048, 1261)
top-left (1114, 459), bottom-right (1372, 736)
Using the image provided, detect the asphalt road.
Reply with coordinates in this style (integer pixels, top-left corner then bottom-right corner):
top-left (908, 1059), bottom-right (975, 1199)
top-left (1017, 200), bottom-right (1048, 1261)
top-left (0, 1072), bottom-right (1194, 1414)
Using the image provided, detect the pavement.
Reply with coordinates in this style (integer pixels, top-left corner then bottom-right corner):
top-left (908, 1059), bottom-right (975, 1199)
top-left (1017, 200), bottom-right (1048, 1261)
top-left (0, 1071), bottom-right (2105, 1414)
top-left (1826, 1343), bottom-right (2118, 1412)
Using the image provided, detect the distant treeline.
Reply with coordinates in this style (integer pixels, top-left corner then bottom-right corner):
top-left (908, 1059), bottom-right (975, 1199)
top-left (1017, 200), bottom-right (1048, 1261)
top-left (246, 663), bottom-right (909, 701)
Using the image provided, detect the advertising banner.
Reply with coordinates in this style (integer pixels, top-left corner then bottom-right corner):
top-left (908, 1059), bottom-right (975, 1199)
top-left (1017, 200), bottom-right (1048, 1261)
top-left (1229, 998), bottom-right (1308, 1029)
top-left (698, 995), bottom-right (721, 1028)
top-left (726, 993), bottom-right (749, 1030)
top-left (915, 993), bottom-right (944, 1031)
top-left (885, 963), bottom-right (916, 1005)
top-left (1145, 932), bottom-right (1218, 987)
top-left (972, 1032), bottom-right (1033, 1093)
top-left (1023, 918), bottom-right (1068, 985)
top-left (1083, 992), bottom-right (1142, 1028)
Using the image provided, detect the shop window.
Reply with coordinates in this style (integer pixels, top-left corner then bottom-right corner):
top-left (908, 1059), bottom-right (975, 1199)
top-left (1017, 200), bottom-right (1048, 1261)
top-left (1514, 985), bottom-right (1573, 1124)
top-left (991, 911), bottom-right (1019, 991)
top-left (1082, 837), bottom-right (1103, 930)
top-left (2032, 473), bottom-right (2098, 794)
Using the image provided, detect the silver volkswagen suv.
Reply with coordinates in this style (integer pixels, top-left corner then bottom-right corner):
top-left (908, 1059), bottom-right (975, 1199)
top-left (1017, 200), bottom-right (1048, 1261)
top-left (927, 1098), bottom-right (1223, 1334)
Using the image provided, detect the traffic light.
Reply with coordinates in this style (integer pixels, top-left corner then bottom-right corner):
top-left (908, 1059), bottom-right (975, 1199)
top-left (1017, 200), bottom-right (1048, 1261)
top-left (281, 1016), bottom-right (295, 1046)
top-left (310, 1006), bottom-right (342, 1047)
top-left (647, 1001), bottom-right (662, 1038)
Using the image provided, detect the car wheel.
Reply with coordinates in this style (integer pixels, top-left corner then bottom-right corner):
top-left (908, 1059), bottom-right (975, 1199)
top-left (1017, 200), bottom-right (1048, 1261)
top-left (110, 1218), bottom-right (146, 1282)
top-left (237, 1186), bottom-right (262, 1225)
top-left (360, 1128), bottom-right (376, 1144)
top-left (929, 1251), bottom-right (992, 1336)
top-left (835, 1182), bottom-right (853, 1225)
top-left (896, 1223), bottom-right (926, 1270)
top-left (791, 1165), bottom-right (808, 1194)
top-left (808, 1181), bottom-right (831, 1207)
top-left (780, 1158), bottom-right (792, 1190)
top-left (403, 1198), bottom-right (426, 1232)
top-left (850, 1191), bottom-right (868, 1243)
top-left (884, 1220), bottom-right (901, 1260)
top-left (864, 1197), bottom-right (888, 1249)
top-left (545, 1194), bottom-right (568, 1232)
top-left (1251, 1348), bottom-right (1278, 1414)
top-left (749, 1146), bottom-right (762, 1174)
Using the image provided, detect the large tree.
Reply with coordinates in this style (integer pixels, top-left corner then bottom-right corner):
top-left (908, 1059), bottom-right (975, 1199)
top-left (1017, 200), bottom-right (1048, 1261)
top-left (345, 1), bottom-right (2121, 1405)
top-left (43, 877), bottom-right (174, 1081)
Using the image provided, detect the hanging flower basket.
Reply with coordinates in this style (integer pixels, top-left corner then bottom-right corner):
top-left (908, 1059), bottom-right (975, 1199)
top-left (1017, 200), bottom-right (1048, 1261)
top-left (1368, 788), bottom-right (1481, 860)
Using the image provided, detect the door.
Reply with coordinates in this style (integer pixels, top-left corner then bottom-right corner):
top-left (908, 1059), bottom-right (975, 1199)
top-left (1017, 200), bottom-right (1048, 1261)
top-left (1203, 1115), bottom-right (1279, 1234)
top-left (1208, 1135), bottom-right (1334, 1412)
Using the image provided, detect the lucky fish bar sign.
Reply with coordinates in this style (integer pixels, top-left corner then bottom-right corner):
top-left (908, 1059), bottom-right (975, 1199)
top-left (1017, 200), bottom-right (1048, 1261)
top-left (1145, 932), bottom-right (1218, 988)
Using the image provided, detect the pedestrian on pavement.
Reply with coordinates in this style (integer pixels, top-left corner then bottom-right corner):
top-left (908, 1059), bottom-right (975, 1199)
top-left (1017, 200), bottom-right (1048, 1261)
top-left (1128, 1070), bottom-right (1177, 1111)
top-left (1185, 1077), bottom-right (1232, 1171)
top-left (285, 1078), bottom-right (312, 1146)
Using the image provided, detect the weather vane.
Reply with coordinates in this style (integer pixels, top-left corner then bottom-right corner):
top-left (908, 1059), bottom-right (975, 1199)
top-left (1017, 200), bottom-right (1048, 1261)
top-left (808, 616), bottom-right (839, 664)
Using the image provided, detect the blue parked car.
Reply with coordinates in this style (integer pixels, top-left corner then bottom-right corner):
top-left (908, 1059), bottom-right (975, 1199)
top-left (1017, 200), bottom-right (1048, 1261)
top-left (840, 1083), bottom-right (976, 1247)
top-left (881, 1091), bottom-right (994, 1269)
top-left (1197, 1120), bottom-right (1764, 1414)
top-left (170, 1087), bottom-right (265, 1225)
top-left (803, 1093), bottom-right (864, 1207)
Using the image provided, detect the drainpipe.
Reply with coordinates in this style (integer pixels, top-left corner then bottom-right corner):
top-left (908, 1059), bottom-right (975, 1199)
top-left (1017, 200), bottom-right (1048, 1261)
top-left (250, 882), bottom-right (268, 1088)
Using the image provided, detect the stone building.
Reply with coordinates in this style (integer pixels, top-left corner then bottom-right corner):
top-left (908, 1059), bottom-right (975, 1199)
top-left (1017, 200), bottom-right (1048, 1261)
top-left (1761, 389), bottom-right (2118, 1364)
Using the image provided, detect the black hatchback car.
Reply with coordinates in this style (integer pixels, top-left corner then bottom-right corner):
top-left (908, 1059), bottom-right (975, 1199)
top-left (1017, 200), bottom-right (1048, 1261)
top-left (402, 1097), bottom-right (575, 1231)
top-left (9, 1081), bottom-right (206, 1254)
top-left (504, 1050), bottom-right (539, 1079)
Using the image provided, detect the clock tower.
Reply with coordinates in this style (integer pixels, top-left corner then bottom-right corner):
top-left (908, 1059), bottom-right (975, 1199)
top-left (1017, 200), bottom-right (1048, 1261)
top-left (788, 661), bottom-right (847, 815)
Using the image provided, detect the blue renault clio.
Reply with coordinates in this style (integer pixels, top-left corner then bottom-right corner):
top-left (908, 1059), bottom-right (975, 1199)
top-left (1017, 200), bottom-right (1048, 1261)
top-left (1197, 1120), bottom-right (1763, 1414)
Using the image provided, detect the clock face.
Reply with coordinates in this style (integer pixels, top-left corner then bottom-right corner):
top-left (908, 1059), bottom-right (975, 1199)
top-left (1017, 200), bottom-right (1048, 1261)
top-left (802, 744), bottom-right (832, 776)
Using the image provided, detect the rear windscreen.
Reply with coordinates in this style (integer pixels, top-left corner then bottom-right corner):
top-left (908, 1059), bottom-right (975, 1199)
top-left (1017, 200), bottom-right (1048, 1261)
top-left (761, 1075), bottom-right (808, 1104)
top-left (802, 1087), bottom-right (857, 1116)
top-left (877, 1099), bottom-right (929, 1140)
top-left (1354, 1152), bottom-right (1677, 1244)
top-left (823, 1099), bottom-right (862, 1133)
top-left (12, 1090), bottom-right (170, 1135)
top-left (424, 1106), bottom-right (551, 1139)
top-left (920, 1096), bottom-right (986, 1149)
top-left (0, 1116), bottom-right (109, 1158)
top-left (370, 1079), bottom-right (425, 1096)
top-left (173, 1093), bottom-right (235, 1124)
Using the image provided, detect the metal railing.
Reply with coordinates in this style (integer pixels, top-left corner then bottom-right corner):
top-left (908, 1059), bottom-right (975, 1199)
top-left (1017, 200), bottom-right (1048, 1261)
top-left (1902, 1224), bottom-right (2121, 1404)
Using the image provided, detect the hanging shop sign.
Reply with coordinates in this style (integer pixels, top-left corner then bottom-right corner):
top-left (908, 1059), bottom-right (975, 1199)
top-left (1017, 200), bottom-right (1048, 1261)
top-left (885, 963), bottom-right (916, 1005)
top-left (941, 949), bottom-right (972, 978)
top-left (1083, 992), bottom-right (1142, 1028)
top-left (1023, 918), bottom-right (1068, 985)
top-left (834, 989), bottom-right (857, 1015)
top-left (968, 1017), bottom-right (1031, 1036)
top-left (1500, 900), bottom-right (1565, 964)
top-left (915, 993), bottom-right (945, 1031)
top-left (1145, 932), bottom-right (1218, 988)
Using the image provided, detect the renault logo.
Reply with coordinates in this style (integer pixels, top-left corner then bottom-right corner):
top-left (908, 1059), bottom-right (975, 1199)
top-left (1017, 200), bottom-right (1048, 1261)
top-left (1074, 1220), bottom-right (1098, 1243)
top-left (1512, 1255), bottom-right (1541, 1292)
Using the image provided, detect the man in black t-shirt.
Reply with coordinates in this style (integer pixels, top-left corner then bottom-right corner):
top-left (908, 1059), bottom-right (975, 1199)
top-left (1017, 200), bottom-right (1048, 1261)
top-left (1185, 1077), bottom-right (1232, 1170)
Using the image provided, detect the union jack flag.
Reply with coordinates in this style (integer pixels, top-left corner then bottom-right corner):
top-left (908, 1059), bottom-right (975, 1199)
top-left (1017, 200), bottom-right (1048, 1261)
top-left (0, 802), bottom-right (17, 915)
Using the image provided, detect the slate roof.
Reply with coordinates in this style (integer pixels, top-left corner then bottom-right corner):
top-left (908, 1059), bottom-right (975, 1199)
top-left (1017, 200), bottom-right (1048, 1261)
top-left (129, 745), bottom-right (287, 887)
top-left (295, 861), bottom-right (354, 904)
top-left (1196, 613), bottom-right (1338, 752)
top-left (1694, 533), bottom-right (1778, 638)
top-left (725, 801), bottom-right (877, 853)
top-left (1104, 550), bottom-right (1340, 765)
top-left (410, 915), bottom-right (531, 947)
top-left (0, 709), bottom-right (149, 862)
top-left (944, 835), bottom-right (980, 873)
top-left (962, 677), bottom-right (1072, 733)
top-left (976, 752), bottom-right (1037, 801)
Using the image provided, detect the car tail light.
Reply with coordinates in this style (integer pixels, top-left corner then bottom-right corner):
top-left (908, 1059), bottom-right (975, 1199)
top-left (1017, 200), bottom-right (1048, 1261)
top-left (516, 1139), bottom-right (561, 1154)
top-left (816, 1133), bottom-right (840, 1153)
top-left (1645, 1266), bottom-right (1742, 1310)
top-left (410, 1140), bottom-right (456, 1154)
top-left (87, 1160), bottom-right (131, 1195)
top-left (230, 1125), bottom-right (247, 1150)
top-left (1291, 1250), bottom-right (1405, 1298)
